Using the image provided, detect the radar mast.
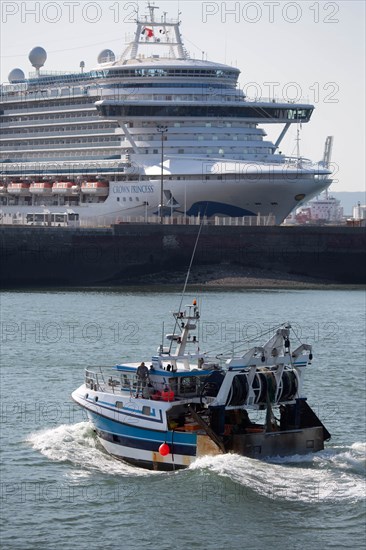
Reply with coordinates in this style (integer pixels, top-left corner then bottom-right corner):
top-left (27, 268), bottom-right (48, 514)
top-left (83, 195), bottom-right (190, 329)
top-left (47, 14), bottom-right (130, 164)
top-left (119, 3), bottom-right (186, 62)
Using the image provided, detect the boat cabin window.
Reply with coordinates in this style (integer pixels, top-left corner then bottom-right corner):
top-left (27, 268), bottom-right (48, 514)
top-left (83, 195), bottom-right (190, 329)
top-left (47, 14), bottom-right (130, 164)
top-left (115, 401), bottom-right (124, 409)
top-left (121, 374), bottom-right (132, 388)
top-left (178, 376), bottom-right (198, 396)
top-left (142, 406), bottom-right (151, 416)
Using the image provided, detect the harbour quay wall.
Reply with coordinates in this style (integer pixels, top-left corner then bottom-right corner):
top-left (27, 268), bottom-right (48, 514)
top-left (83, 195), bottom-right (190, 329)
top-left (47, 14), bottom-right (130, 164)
top-left (0, 225), bottom-right (365, 286)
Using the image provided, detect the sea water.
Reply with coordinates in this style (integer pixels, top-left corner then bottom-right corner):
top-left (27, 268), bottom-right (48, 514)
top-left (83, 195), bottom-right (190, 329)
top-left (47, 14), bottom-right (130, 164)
top-left (0, 288), bottom-right (365, 550)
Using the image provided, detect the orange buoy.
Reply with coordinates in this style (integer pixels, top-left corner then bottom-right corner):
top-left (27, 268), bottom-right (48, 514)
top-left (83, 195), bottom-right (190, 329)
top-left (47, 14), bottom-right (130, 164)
top-left (159, 443), bottom-right (170, 456)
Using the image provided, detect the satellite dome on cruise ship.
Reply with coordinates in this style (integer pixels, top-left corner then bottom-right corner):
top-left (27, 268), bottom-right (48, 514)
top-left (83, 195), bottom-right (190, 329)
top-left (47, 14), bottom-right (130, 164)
top-left (97, 49), bottom-right (116, 64)
top-left (8, 68), bottom-right (25, 83)
top-left (29, 46), bottom-right (47, 69)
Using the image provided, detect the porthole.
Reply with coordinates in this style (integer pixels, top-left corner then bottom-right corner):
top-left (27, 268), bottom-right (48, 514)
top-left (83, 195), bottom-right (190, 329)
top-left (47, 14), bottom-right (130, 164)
top-left (295, 193), bottom-right (306, 201)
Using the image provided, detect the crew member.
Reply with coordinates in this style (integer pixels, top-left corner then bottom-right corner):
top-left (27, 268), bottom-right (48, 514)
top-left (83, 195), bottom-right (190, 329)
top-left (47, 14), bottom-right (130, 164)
top-left (136, 362), bottom-right (149, 397)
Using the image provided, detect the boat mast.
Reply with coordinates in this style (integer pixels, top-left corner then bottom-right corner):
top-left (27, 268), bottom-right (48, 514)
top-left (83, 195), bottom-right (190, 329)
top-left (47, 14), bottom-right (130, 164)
top-left (321, 135), bottom-right (334, 199)
top-left (122, 2), bottom-right (187, 61)
top-left (295, 125), bottom-right (301, 165)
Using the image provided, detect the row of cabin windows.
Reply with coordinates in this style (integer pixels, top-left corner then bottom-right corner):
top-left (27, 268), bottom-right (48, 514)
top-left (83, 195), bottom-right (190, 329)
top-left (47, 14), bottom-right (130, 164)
top-left (1, 124), bottom-right (117, 135)
top-left (3, 98), bottom-right (96, 111)
top-left (1, 147), bottom-right (272, 159)
top-left (144, 147), bottom-right (270, 155)
top-left (2, 112), bottom-right (96, 123)
top-left (1, 149), bottom-right (121, 159)
top-left (1, 134), bottom-right (263, 144)
top-left (130, 133), bottom-right (262, 142)
top-left (116, 196), bottom-right (140, 202)
top-left (1, 136), bottom-right (121, 146)
top-left (105, 68), bottom-right (238, 79)
top-left (1, 144), bottom-right (272, 158)
top-left (118, 94), bottom-right (241, 102)
top-left (133, 121), bottom-right (257, 129)
top-left (100, 104), bottom-right (312, 120)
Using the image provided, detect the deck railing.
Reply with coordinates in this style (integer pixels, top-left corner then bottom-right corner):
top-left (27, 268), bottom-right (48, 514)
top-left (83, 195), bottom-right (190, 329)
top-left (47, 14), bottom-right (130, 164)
top-left (80, 214), bottom-right (276, 228)
top-left (0, 213), bottom-right (276, 228)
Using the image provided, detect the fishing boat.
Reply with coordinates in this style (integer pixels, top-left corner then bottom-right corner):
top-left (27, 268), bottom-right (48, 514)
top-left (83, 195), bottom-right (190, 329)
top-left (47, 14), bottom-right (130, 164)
top-left (72, 299), bottom-right (330, 470)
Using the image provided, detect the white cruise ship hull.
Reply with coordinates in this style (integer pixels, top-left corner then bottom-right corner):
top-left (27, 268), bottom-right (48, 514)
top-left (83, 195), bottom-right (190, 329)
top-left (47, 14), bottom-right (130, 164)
top-left (0, 161), bottom-right (328, 226)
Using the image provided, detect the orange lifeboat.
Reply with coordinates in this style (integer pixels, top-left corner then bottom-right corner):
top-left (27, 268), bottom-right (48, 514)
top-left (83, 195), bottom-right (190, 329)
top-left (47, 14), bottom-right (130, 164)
top-left (29, 182), bottom-right (53, 195)
top-left (7, 181), bottom-right (31, 195)
top-left (52, 181), bottom-right (75, 195)
top-left (80, 180), bottom-right (109, 196)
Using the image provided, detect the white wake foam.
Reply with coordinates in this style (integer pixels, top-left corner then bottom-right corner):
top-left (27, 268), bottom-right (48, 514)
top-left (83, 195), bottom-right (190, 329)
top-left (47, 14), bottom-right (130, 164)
top-left (27, 422), bottom-right (158, 477)
top-left (189, 443), bottom-right (366, 503)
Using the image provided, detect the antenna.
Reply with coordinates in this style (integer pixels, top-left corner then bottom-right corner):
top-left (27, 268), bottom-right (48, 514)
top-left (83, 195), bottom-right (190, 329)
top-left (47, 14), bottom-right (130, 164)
top-left (295, 125), bottom-right (301, 163)
top-left (147, 2), bottom-right (159, 22)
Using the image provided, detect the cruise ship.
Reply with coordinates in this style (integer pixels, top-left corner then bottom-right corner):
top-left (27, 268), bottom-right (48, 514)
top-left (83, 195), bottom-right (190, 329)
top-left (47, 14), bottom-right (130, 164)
top-left (0, 3), bottom-right (331, 227)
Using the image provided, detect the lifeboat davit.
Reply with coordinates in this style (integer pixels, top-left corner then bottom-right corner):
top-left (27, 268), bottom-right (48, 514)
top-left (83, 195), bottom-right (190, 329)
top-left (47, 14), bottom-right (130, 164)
top-left (52, 181), bottom-right (77, 195)
top-left (29, 182), bottom-right (53, 195)
top-left (7, 181), bottom-right (31, 195)
top-left (81, 181), bottom-right (109, 196)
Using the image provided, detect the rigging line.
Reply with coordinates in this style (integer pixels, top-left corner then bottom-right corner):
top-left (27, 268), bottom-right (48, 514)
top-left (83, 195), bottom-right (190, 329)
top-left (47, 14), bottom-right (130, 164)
top-left (0, 38), bottom-right (125, 59)
top-left (168, 206), bottom-right (207, 354)
top-left (181, 35), bottom-right (205, 55)
top-left (289, 323), bottom-right (303, 345)
top-left (216, 322), bottom-right (286, 357)
top-left (180, 219), bottom-right (205, 306)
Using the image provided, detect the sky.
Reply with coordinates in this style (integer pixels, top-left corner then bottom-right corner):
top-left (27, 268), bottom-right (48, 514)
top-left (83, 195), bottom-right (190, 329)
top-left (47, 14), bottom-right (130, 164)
top-left (1, 0), bottom-right (365, 193)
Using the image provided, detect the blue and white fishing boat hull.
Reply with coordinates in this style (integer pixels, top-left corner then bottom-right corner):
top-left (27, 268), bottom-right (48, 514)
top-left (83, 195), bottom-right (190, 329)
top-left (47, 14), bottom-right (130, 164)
top-left (71, 387), bottom-right (217, 470)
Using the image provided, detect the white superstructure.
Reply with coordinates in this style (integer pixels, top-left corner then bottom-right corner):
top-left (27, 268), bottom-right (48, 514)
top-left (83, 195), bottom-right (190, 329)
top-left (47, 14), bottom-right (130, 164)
top-left (0, 3), bottom-right (331, 226)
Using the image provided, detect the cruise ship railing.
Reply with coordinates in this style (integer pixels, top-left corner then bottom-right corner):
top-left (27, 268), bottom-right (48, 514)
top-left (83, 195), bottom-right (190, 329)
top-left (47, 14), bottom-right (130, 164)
top-left (87, 214), bottom-right (276, 227)
top-left (0, 213), bottom-right (276, 228)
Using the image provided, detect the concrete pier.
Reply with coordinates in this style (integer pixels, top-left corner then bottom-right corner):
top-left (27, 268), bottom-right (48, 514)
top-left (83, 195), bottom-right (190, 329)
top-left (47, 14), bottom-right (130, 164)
top-left (0, 225), bottom-right (365, 286)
